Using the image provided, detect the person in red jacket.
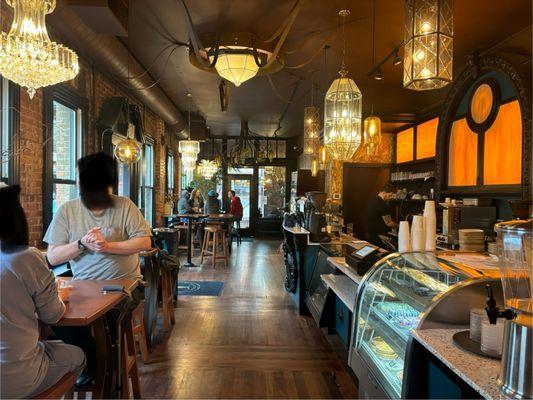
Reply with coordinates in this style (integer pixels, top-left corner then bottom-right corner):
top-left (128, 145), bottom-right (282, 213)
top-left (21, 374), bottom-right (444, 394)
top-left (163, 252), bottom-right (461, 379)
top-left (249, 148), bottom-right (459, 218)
top-left (228, 190), bottom-right (243, 221)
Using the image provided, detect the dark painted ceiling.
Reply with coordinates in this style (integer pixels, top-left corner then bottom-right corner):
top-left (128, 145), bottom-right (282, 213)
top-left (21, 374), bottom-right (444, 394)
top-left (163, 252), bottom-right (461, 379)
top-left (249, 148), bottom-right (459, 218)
top-left (122, 0), bottom-right (531, 137)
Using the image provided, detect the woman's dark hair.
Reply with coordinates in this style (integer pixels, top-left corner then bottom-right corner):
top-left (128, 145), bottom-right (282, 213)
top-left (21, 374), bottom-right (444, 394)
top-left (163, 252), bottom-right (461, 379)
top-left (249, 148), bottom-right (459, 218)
top-left (380, 182), bottom-right (396, 193)
top-left (229, 190), bottom-right (236, 196)
top-left (78, 152), bottom-right (117, 209)
top-left (0, 185), bottom-right (29, 247)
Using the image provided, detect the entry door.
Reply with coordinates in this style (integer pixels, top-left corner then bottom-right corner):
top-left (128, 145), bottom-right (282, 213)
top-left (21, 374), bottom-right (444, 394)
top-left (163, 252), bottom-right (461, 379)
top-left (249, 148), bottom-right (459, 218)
top-left (229, 175), bottom-right (253, 234)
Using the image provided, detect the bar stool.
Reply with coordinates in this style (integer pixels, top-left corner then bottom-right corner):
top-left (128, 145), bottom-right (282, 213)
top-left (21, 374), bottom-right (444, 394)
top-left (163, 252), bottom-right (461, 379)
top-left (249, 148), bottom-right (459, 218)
top-left (176, 224), bottom-right (188, 252)
top-left (191, 221), bottom-right (203, 254)
top-left (122, 317), bottom-right (141, 399)
top-left (132, 302), bottom-right (150, 364)
top-left (200, 225), bottom-right (228, 268)
top-left (230, 219), bottom-right (242, 246)
top-left (32, 371), bottom-right (78, 399)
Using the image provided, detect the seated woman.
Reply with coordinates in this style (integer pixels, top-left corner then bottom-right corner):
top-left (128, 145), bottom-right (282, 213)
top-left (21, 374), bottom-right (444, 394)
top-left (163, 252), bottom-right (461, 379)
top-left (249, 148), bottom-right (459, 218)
top-left (0, 184), bottom-right (85, 398)
top-left (204, 190), bottom-right (221, 214)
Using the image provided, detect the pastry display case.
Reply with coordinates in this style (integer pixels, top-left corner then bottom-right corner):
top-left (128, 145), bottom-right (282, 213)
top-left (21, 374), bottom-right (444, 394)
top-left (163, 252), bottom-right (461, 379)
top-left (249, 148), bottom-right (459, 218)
top-left (349, 252), bottom-right (502, 399)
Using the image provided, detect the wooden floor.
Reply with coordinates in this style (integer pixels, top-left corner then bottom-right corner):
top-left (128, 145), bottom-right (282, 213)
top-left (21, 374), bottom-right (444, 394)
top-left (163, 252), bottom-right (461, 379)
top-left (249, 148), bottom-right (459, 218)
top-left (139, 239), bottom-right (358, 399)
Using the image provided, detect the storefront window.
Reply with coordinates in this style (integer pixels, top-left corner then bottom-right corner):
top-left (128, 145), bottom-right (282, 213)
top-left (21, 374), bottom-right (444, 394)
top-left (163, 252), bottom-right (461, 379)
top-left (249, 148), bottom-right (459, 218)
top-left (258, 166), bottom-right (286, 218)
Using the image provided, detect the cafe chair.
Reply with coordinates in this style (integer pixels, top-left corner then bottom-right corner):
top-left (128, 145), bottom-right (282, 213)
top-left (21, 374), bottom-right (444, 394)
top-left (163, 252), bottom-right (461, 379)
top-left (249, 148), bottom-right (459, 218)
top-left (122, 317), bottom-right (142, 399)
top-left (200, 225), bottom-right (228, 268)
top-left (132, 302), bottom-right (150, 364)
top-left (33, 371), bottom-right (78, 399)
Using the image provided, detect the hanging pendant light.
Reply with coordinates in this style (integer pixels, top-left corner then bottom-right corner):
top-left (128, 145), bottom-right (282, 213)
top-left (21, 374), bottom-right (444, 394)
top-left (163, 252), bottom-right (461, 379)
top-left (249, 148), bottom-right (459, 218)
top-left (324, 10), bottom-right (362, 161)
top-left (198, 138), bottom-right (219, 179)
top-left (403, 0), bottom-right (453, 91)
top-left (311, 159), bottom-right (319, 177)
top-left (364, 0), bottom-right (382, 156)
top-left (178, 93), bottom-right (200, 171)
top-left (0, 0), bottom-right (79, 99)
top-left (303, 73), bottom-right (320, 156)
top-left (114, 138), bottom-right (142, 164)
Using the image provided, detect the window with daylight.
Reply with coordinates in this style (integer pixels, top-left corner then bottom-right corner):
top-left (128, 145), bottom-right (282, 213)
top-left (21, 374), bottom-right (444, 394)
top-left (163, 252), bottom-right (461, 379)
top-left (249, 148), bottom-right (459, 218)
top-left (51, 101), bottom-right (83, 218)
top-left (167, 151), bottom-right (175, 193)
top-left (43, 87), bottom-right (87, 232)
top-left (139, 141), bottom-right (155, 226)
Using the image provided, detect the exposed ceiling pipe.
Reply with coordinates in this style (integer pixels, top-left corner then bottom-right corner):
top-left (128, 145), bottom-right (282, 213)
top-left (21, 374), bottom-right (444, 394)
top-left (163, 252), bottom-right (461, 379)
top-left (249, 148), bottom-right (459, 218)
top-left (48, 0), bottom-right (186, 133)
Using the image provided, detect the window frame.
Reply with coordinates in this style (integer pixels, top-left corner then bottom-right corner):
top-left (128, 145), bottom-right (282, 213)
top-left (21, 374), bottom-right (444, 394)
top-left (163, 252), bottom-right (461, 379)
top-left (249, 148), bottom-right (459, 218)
top-left (139, 135), bottom-right (155, 226)
top-left (0, 77), bottom-right (20, 185)
top-left (43, 85), bottom-right (88, 233)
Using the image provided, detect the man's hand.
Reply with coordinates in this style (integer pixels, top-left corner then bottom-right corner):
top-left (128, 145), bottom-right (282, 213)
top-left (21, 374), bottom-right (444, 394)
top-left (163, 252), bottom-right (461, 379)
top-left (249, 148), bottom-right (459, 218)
top-left (81, 227), bottom-right (109, 253)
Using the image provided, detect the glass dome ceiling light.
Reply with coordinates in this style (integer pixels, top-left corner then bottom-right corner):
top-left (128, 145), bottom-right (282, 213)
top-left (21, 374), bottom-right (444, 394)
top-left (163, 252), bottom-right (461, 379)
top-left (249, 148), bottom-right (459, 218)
top-left (114, 138), bottom-right (142, 164)
top-left (0, 0), bottom-right (79, 99)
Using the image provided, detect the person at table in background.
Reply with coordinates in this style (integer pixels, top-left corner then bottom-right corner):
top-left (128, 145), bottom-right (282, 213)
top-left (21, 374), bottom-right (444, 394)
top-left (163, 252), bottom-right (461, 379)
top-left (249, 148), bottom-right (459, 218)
top-left (43, 152), bottom-right (151, 386)
top-left (189, 188), bottom-right (204, 212)
top-left (365, 182), bottom-right (397, 247)
top-left (0, 184), bottom-right (85, 398)
top-left (228, 190), bottom-right (243, 222)
top-left (204, 189), bottom-right (221, 215)
top-left (44, 152), bottom-right (152, 280)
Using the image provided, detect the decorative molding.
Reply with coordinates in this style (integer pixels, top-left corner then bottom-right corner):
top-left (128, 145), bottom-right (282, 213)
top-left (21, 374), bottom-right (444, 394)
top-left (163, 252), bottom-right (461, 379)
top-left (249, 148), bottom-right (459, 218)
top-left (435, 54), bottom-right (532, 200)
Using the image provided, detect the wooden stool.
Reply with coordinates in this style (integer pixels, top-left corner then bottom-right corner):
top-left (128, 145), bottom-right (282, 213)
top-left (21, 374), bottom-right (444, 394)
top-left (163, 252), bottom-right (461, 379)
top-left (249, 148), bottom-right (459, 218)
top-left (33, 371), bottom-right (78, 399)
top-left (200, 225), bottom-right (228, 268)
top-left (160, 264), bottom-right (176, 331)
top-left (122, 317), bottom-right (141, 399)
top-left (191, 221), bottom-right (203, 254)
top-left (176, 224), bottom-right (188, 251)
top-left (132, 302), bottom-right (150, 364)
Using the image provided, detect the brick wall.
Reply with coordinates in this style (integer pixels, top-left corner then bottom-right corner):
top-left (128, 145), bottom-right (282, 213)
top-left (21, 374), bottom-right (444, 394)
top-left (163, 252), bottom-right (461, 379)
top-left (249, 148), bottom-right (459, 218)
top-left (0, 0), bottom-right (182, 245)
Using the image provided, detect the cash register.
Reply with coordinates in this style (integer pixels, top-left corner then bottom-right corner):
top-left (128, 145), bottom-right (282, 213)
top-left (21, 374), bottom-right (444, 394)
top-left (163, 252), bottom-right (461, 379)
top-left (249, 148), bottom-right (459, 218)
top-left (320, 241), bottom-right (383, 276)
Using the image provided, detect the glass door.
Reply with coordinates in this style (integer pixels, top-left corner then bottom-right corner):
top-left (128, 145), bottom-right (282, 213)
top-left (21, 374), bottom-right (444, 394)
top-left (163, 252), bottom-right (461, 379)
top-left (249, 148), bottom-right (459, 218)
top-left (229, 175), bottom-right (253, 234)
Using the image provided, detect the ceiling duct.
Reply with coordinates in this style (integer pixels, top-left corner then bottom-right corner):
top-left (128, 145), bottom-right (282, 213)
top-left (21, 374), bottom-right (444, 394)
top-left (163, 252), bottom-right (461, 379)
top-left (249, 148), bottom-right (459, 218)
top-left (69, 0), bottom-right (129, 36)
top-left (49, 0), bottom-right (185, 132)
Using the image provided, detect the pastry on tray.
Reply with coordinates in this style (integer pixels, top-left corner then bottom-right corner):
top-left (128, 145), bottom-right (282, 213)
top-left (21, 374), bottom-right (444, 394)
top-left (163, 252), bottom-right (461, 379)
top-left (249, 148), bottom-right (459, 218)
top-left (370, 336), bottom-right (397, 360)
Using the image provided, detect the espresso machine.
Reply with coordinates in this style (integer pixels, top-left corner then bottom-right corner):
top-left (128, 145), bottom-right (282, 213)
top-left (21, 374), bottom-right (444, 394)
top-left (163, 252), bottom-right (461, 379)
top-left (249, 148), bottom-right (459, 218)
top-left (491, 219), bottom-right (532, 399)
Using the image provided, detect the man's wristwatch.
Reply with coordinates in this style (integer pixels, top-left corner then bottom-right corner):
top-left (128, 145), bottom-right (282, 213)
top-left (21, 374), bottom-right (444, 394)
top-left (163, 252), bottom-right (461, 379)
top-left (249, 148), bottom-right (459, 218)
top-left (77, 239), bottom-right (87, 251)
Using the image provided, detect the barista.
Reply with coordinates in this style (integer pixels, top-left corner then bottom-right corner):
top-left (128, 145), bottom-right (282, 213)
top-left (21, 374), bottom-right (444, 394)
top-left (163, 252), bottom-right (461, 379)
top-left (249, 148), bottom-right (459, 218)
top-left (366, 182), bottom-right (397, 246)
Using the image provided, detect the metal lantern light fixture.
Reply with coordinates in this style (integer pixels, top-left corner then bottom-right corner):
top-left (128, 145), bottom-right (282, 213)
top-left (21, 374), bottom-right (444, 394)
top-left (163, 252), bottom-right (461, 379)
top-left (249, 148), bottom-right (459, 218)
top-left (197, 138), bottom-right (219, 179)
top-left (0, 0), bottom-right (79, 99)
top-left (324, 10), bottom-right (363, 161)
top-left (303, 106), bottom-right (320, 155)
top-left (403, 0), bottom-right (453, 90)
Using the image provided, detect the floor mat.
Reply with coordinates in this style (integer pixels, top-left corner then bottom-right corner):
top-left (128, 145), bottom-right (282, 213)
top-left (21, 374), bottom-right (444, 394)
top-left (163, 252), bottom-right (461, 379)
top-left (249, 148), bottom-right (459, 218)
top-left (176, 280), bottom-right (224, 296)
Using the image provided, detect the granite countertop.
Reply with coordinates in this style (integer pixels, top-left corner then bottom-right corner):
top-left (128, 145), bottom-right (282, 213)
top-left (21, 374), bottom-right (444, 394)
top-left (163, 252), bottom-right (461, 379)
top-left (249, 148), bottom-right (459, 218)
top-left (327, 257), bottom-right (363, 284)
top-left (411, 329), bottom-right (501, 400)
top-left (321, 274), bottom-right (357, 312)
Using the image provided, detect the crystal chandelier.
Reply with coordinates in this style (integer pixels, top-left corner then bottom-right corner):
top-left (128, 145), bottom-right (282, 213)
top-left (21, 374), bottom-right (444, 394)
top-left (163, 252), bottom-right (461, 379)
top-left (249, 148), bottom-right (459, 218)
top-left (198, 159), bottom-right (219, 179)
top-left (324, 10), bottom-right (362, 161)
top-left (178, 93), bottom-right (200, 171)
top-left (403, 0), bottom-right (453, 90)
top-left (0, 0), bottom-right (79, 99)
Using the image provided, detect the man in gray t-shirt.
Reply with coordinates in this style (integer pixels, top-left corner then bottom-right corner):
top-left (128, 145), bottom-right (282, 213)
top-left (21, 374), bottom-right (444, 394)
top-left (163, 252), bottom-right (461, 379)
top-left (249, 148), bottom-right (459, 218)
top-left (44, 152), bottom-right (151, 281)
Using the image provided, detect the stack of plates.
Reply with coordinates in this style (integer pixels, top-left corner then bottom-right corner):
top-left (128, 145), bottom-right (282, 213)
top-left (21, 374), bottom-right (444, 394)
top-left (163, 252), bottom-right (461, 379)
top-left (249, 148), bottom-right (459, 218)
top-left (459, 229), bottom-right (486, 252)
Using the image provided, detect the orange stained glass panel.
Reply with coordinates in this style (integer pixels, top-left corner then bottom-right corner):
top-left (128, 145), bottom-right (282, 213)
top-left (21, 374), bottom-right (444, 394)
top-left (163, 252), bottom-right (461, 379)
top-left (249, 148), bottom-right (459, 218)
top-left (448, 118), bottom-right (478, 186)
top-left (416, 118), bottom-right (438, 159)
top-left (396, 128), bottom-right (414, 163)
top-left (471, 83), bottom-right (494, 124)
top-left (483, 100), bottom-right (522, 185)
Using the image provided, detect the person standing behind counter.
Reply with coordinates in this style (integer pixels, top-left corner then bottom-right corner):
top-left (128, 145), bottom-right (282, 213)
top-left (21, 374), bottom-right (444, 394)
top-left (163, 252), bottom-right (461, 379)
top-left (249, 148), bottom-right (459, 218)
top-left (365, 182), bottom-right (397, 247)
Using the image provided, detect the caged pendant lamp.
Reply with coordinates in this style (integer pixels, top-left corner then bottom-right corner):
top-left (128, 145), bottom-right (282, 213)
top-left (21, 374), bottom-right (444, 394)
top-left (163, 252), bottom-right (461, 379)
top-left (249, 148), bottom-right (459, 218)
top-left (324, 10), bottom-right (363, 161)
top-left (403, 0), bottom-right (453, 90)
top-left (303, 73), bottom-right (320, 156)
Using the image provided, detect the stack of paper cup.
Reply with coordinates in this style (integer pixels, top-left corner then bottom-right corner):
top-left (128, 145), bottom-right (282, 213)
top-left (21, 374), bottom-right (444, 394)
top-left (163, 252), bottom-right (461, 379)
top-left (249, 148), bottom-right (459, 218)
top-left (411, 215), bottom-right (425, 251)
top-left (398, 221), bottom-right (411, 253)
top-left (423, 200), bottom-right (436, 251)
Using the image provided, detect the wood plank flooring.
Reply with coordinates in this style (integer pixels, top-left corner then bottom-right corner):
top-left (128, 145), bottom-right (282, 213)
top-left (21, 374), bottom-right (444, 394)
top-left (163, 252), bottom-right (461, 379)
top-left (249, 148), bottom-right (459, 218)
top-left (139, 239), bottom-right (358, 398)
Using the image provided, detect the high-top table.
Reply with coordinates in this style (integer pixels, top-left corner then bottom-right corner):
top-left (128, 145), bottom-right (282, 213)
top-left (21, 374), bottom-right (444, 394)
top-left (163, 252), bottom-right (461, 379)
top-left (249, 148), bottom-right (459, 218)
top-left (54, 278), bottom-right (139, 399)
top-left (172, 213), bottom-right (207, 267)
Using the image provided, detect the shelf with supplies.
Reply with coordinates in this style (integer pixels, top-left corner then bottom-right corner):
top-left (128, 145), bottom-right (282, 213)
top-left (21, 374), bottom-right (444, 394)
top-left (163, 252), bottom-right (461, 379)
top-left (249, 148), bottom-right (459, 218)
top-left (391, 171), bottom-right (435, 183)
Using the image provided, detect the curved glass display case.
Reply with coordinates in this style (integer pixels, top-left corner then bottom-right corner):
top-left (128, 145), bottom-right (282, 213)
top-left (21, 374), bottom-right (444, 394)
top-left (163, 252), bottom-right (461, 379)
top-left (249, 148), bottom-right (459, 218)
top-left (350, 252), bottom-right (502, 399)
